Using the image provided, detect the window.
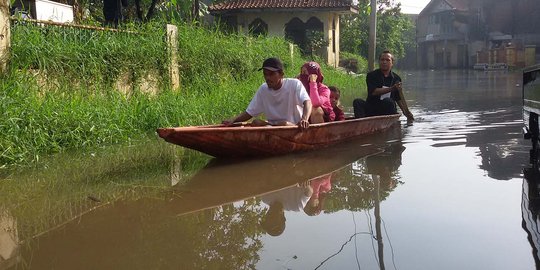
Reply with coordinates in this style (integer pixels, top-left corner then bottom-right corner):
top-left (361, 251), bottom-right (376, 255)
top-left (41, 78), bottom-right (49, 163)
top-left (248, 18), bottom-right (268, 37)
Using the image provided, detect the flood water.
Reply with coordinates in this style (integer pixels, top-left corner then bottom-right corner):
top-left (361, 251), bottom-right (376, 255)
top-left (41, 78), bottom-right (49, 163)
top-left (2, 70), bottom-right (538, 269)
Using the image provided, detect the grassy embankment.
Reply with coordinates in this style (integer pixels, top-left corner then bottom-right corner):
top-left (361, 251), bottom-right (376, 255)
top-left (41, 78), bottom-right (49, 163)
top-left (0, 21), bottom-right (367, 239)
top-left (1, 22), bottom-right (366, 170)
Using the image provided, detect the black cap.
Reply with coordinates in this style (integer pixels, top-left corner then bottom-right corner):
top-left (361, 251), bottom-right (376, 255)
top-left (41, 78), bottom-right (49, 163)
top-left (259, 57), bottom-right (283, 71)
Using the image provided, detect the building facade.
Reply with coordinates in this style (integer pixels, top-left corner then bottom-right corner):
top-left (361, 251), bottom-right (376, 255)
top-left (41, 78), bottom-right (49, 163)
top-left (416, 0), bottom-right (540, 69)
top-left (208, 0), bottom-right (357, 67)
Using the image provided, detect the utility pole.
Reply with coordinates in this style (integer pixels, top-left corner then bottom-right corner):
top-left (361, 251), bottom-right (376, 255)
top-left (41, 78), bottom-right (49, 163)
top-left (368, 0), bottom-right (377, 71)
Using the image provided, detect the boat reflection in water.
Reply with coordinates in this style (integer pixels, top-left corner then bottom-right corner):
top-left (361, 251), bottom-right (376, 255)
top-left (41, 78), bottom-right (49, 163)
top-left (14, 125), bottom-right (408, 269)
top-left (167, 133), bottom-right (384, 218)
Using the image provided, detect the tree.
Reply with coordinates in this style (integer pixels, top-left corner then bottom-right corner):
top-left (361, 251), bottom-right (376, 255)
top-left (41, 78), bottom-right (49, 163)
top-left (305, 29), bottom-right (328, 60)
top-left (340, 2), bottom-right (370, 58)
top-left (98, 0), bottom-right (198, 26)
top-left (103, 0), bottom-right (128, 26)
top-left (340, 0), bottom-right (415, 60)
top-left (134, 0), bottom-right (160, 22)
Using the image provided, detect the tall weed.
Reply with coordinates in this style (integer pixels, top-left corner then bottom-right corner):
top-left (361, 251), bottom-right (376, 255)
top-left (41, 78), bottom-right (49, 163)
top-left (1, 21), bottom-right (364, 168)
top-left (10, 21), bottom-right (168, 87)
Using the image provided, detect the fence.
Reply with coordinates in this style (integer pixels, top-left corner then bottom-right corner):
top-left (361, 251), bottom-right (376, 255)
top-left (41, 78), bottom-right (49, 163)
top-left (0, 3), bottom-right (180, 93)
top-left (476, 44), bottom-right (536, 68)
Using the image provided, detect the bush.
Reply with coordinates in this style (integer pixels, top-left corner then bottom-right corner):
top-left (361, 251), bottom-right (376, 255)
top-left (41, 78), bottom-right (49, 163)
top-left (339, 52), bottom-right (368, 74)
top-left (2, 20), bottom-right (365, 168)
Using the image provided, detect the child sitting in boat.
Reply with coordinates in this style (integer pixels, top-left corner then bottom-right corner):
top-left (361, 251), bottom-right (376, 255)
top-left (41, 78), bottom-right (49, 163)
top-left (329, 86), bottom-right (345, 121)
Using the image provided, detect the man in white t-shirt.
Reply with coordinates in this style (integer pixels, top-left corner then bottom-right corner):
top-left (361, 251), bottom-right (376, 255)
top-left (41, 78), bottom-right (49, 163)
top-left (223, 58), bottom-right (312, 130)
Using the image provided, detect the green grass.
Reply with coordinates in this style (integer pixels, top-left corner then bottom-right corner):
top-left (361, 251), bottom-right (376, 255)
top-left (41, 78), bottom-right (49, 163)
top-left (0, 21), bottom-right (368, 241)
top-left (0, 18), bottom-right (376, 259)
top-left (1, 21), bottom-right (365, 169)
top-left (10, 21), bottom-right (168, 87)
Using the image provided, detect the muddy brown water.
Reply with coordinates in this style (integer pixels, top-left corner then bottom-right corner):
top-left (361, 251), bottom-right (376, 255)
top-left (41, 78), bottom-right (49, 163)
top-left (2, 70), bottom-right (537, 269)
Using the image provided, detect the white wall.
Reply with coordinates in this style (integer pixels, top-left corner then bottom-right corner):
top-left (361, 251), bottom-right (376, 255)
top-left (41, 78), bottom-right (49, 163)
top-left (34, 0), bottom-right (73, 23)
top-left (237, 12), bottom-right (341, 67)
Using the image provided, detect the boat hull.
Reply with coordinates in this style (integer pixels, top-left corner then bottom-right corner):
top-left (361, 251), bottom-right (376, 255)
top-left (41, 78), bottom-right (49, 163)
top-left (157, 114), bottom-right (400, 157)
top-left (523, 64), bottom-right (540, 164)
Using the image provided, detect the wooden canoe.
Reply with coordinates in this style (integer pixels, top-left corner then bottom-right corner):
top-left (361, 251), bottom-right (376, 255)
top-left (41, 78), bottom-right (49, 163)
top-left (156, 114), bottom-right (400, 158)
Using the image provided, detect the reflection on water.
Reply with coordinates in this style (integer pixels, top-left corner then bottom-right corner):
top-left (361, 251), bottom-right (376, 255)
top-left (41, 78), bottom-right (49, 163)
top-left (0, 210), bottom-right (19, 270)
top-left (403, 69), bottom-right (522, 111)
top-left (401, 70), bottom-right (528, 180)
top-left (522, 167), bottom-right (540, 268)
top-left (3, 70), bottom-right (539, 269)
top-left (260, 182), bottom-right (312, 236)
top-left (7, 126), bottom-right (405, 269)
top-left (304, 173), bottom-right (333, 216)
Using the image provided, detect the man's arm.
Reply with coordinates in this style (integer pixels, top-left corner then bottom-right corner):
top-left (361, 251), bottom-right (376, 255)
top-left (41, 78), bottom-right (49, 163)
top-left (223, 111), bottom-right (253, 126)
top-left (372, 81), bottom-right (402, 96)
top-left (308, 75), bottom-right (322, 107)
top-left (367, 72), bottom-right (393, 97)
top-left (371, 86), bottom-right (395, 96)
top-left (299, 100), bottom-right (312, 129)
top-left (396, 88), bottom-right (414, 122)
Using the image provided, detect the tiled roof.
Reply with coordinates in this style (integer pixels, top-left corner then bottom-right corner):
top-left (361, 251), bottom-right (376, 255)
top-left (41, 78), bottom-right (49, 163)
top-left (209, 0), bottom-right (356, 12)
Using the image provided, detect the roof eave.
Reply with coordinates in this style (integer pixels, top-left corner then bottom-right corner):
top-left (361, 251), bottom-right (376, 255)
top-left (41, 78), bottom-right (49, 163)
top-left (209, 7), bottom-right (358, 16)
top-left (419, 0), bottom-right (469, 17)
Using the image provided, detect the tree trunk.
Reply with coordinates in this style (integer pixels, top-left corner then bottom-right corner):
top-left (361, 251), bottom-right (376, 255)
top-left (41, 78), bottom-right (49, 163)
top-left (191, 0), bottom-right (200, 21)
top-left (145, 0), bottom-right (160, 21)
top-left (134, 0), bottom-right (143, 21)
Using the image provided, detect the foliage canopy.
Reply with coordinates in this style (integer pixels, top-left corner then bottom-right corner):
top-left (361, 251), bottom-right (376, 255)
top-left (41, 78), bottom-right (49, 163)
top-left (340, 0), bottom-right (416, 60)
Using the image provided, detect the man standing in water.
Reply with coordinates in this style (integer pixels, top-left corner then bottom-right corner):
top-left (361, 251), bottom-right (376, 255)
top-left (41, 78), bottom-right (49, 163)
top-left (223, 57), bottom-right (312, 129)
top-left (353, 51), bottom-right (414, 122)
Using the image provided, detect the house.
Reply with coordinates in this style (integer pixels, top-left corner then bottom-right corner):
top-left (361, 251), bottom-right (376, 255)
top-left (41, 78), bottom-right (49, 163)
top-left (416, 0), bottom-right (472, 69)
top-left (416, 0), bottom-right (540, 69)
top-left (208, 0), bottom-right (358, 68)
